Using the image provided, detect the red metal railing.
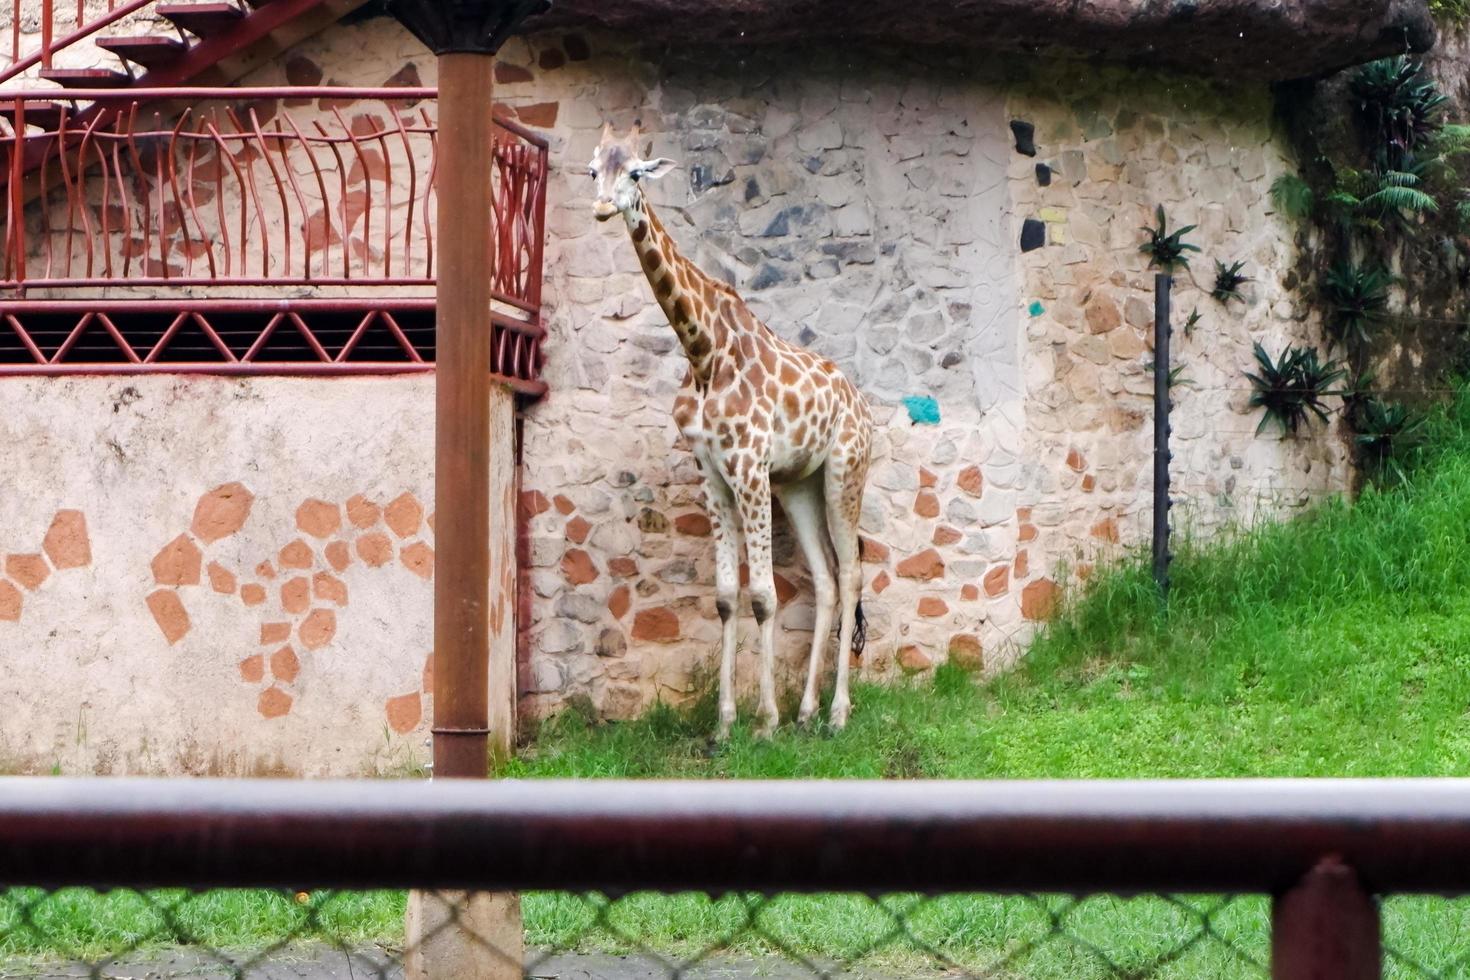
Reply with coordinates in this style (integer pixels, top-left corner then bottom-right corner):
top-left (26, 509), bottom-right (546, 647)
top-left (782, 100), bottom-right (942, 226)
top-left (0, 87), bottom-right (550, 391)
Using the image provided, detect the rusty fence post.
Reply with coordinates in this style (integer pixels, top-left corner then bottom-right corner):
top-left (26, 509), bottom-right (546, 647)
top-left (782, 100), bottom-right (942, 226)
top-left (386, 1), bottom-right (549, 976)
top-left (1272, 856), bottom-right (1381, 980)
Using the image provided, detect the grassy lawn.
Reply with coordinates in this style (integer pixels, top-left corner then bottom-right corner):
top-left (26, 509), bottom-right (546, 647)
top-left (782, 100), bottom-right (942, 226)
top-left (9, 392), bottom-right (1470, 975)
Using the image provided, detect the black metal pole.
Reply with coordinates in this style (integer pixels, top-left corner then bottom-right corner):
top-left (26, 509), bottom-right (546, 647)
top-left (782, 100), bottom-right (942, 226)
top-left (1153, 273), bottom-right (1172, 600)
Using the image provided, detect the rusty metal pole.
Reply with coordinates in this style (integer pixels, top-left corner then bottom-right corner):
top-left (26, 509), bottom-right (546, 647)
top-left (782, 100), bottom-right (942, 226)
top-left (1272, 856), bottom-right (1381, 980)
top-left (432, 50), bottom-right (496, 779)
top-left (387, 2), bottom-right (547, 976)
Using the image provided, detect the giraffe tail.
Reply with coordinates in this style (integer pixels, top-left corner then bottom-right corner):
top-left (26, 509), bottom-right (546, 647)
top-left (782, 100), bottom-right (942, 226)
top-left (851, 601), bottom-right (867, 659)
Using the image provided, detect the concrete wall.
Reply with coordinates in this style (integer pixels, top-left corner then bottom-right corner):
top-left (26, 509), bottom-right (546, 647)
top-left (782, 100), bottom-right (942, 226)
top-left (0, 19), bottom-right (1351, 773)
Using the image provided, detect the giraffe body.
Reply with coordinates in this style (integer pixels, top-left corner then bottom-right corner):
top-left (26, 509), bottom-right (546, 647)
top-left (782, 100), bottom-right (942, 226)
top-left (591, 124), bottom-right (872, 737)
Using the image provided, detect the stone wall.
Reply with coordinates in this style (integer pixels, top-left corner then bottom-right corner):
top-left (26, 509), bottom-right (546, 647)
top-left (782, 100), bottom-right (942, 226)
top-left (0, 17), bottom-right (1352, 773)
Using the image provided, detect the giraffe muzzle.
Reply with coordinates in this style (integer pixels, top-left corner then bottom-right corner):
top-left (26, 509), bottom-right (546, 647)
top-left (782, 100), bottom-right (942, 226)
top-left (593, 200), bottom-right (619, 221)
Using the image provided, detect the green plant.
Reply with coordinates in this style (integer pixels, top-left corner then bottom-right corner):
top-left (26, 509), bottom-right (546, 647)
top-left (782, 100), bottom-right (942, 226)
top-left (1323, 261), bottom-right (1393, 346)
top-left (1430, 0), bottom-right (1470, 25)
top-left (1245, 342), bottom-right (1345, 435)
top-left (1138, 205), bottom-right (1200, 272)
top-left (1349, 57), bottom-right (1447, 172)
top-left (1353, 397), bottom-right (1424, 481)
top-left (1270, 173), bottom-right (1315, 222)
top-left (1325, 166), bottom-right (1438, 232)
top-left (1183, 308), bottom-right (1203, 338)
top-left (1211, 260), bottom-right (1251, 303)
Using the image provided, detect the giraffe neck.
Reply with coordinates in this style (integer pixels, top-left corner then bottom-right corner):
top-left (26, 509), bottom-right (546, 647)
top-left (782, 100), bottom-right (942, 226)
top-left (625, 194), bottom-right (725, 389)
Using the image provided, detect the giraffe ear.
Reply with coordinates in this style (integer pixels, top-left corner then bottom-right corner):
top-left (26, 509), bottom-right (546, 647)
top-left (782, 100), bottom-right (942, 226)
top-left (631, 157), bottom-right (678, 181)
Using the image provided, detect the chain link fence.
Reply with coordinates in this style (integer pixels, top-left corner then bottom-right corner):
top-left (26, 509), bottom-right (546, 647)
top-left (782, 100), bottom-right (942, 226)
top-left (3, 888), bottom-right (1470, 979)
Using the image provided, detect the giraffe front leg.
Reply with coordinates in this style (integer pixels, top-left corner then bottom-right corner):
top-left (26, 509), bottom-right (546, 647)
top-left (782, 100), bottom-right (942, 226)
top-left (735, 473), bottom-right (780, 738)
top-left (700, 466), bottom-right (743, 741)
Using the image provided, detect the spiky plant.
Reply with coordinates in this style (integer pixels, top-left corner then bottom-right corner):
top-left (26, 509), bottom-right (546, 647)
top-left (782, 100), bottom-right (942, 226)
top-left (1270, 173), bottom-right (1315, 222)
top-left (1211, 260), bottom-right (1251, 303)
top-left (1353, 397), bottom-right (1423, 482)
top-left (1138, 205), bottom-right (1200, 272)
top-left (1349, 57), bottom-right (1447, 171)
top-left (1183, 308), bottom-right (1203, 338)
top-left (1323, 262), bottom-right (1393, 347)
top-left (1360, 167), bottom-right (1440, 221)
top-left (1246, 343), bottom-right (1345, 436)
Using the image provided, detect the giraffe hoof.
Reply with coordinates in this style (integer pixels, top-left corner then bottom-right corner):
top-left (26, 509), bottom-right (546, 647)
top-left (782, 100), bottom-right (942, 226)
top-left (829, 704), bottom-right (850, 731)
top-left (755, 716), bottom-right (779, 740)
top-left (796, 704), bottom-right (818, 729)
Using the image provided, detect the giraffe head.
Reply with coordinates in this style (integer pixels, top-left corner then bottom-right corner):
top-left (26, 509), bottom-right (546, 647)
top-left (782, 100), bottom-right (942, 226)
top-left (588, 121), bottom-right (677, 222)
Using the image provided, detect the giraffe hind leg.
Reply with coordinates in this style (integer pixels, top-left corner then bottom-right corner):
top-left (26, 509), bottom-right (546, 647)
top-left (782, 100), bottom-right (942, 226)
top-left (824, 448), bottom-right (868, 731)
top-left (773, 470), bottom-right (837, 728)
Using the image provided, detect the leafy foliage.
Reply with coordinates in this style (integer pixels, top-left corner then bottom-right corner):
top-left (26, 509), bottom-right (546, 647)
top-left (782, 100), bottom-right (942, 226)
top-left (1349, 57), bottom-right (1447, 172)
top-left (1245, 343), bottom-right (1345, 435)
top-left (1430, 0), bottom-right (1470, 25)
top-left (1325, 166), bottom-right (1439, 231)
top-left (1138, 205), bottom-right (1200, 272)
top-left (1183, 308), bottom-right (1202, 338)
top-left (1270, 173), bottom-right (1315, 222)
top-left (1210, 259), bottom-right (1251, 303)
top-left (1352, 397), bottom-right (1424, 482)
top-left (1323, 261), bottom-right (1393, 346)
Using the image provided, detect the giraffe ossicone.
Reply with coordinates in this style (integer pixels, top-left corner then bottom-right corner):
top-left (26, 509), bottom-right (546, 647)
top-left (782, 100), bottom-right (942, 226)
top-left (590, 122), bottom-right (875, 737)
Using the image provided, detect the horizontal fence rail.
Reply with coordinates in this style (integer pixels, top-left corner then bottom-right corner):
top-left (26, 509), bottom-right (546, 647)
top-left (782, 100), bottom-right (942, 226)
top-left (3, 777), bottom-right (1470, 894)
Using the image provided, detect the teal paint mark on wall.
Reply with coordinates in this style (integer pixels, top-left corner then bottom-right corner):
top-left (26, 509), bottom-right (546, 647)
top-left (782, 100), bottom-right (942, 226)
top-left (902, 396), bottom-right (941, 425)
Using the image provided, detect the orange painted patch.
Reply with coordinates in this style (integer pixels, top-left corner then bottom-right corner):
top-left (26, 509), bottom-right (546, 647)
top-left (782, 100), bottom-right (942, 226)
top-left (279, 539), bottom-right (314, 570)
top-left (1066, 449), bottom-right (1087, 472)
top-left (356, 532), bottom-right (393, 567)
top-left (43, 509), bottom-right (92, 569)
top-left (346, 494), bottom-right (381, 529)
top-left (239, 654), bottom-right (264, 683)
top-left (296, 499), bottom-right (342, 539)
top-left (608, 585), bottom-right (630, 619)
top-left (269, 645), bottom-right (301, 683)
top-left (385, 692), bottom-right (422, 734)
top-left (896, 549), bottom-right (944, 581)
top-left (384, 492), bottom-right (424, 538)
top-left (313, 571), bottom-right (349, 605)
top-left (400, 542), bottom-right (434, 580)
top-left (191, 483), bottom-right (253, 543)
top-left (872, 570), bottom-right (891, 595)
top-left (281, 577), bottom-right (311, 615)
top-left (913, 491), bottom-right (940, 519)
top-left (553, 494), bottom-right (576, 515)
top-left (960, 584), bottom-right (980, 601)
top-left (261, 622), bottom-right (291, 644)
top-left (860, 537), bottom-right (890, 563)
top-left (983, 565), bottom-right (1010, 597)
top-left (325, 541), bottom-right (352, 572)
top-left (518, 490), bottom-right (550, 521)
top-left (5, 554), bottom-right (48, 591)
top-left (1082, 473), bottom-right (1096, 492)
top-left (240, 583), bottom-right (267, 606)
top-left (258, 686), bottom-right (292, 719)
top-left (207, 561), bottom-right (237, 595)
top-left (146, 589), bottom-right (190, 645)
top-left (1019, 523), bottom-right (1038, 543)
top-left (151, 534), bottom-right (202, 586)
top-left (299, 609), bottom-right (337, 650)
top-left (932, 526), bottom-right (962, 547)
top-left (0, 580), bottom-right (21, 622)
top-left (957, 466), bottom-right (984, 497)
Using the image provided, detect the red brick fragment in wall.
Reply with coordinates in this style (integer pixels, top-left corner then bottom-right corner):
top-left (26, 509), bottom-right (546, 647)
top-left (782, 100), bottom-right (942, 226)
top-left (385, 493), bottom-right (424, 538)
top-left (632, 607), bottom-right (680, 642)
top-left (1019, 523), bottom-right (1038, 543)
top-left (299, 609), bottom-right (337, 650)
top-left (147, 589), bottom-right (190, 645)
top-left (984, 565), bottom-right (1009, 597)
top-left (400, 542), bottom-right (434, 579)
top-left (566, 516), bottom-right (592, 544)
top-left (152, 534), bottom-right (202, 586)
top-left (239, 655), bottom-right (264, 683)
top-left (872, 570), bottom-right (891, 594)
top-left (208, 561), bottom-right (237, 594)
top-left (918, 596), bottom-right (948, 617)
top-left (5, 555), bottom-right (47, 591)
top-left (933, 526), bottom-right (962, 546)
top-left (256, 561), bottom-right (276, 580)
top-left (356, 533), bottom-right (393, 567)
top-left (918, 467), bottom-right (937, 488)
top-left (325, 542), bottom-right (351, 572)
top-left (279, 539), bottom-right (313, 570)
top-left (538, 47), bottom-right (566, 70)
top-left (897, 645), bottom-right (932, 673)
top-left (383, 62), bottom-right (421, 89)
top-left (385, 692), bottom-right (422, 734)
top-left (860, 537), bottom-right (889, 563)
top-left (1091, 517), bottom-right (1120, 543)
top-left (1082, 474), bottom-right (1096, 492)
top-left (518, 490), bottom-right (550, 522)
top-left (562, 549), bottom-right (598, 585)
top-left (240, 583), bottom-right (266, 606)
top-left (957, 466), bottom-right (984, 497)
top-left (948, 634), bottom-right (984, 671)
top-left (261, 622), bottom-right (290, 644)
top-left (313, 572), bottom-right (348, 605)
top-left (346, 494), bottom-right (380, 529)
top-left (258, 686), bottom-right (292, 719)
top-left (913, 491), bottom-right (940, 518)
top-left (553, 494), bottom-right (576, 515)
top-left (296, 499), bottom-right (342, 539)
top-left (0, 581), bottom-right (20, 622)
top-left (609, 556), bottom-right (639, 577)
top-left (282, 577), bottom-right (310, 615)
top-left (496, 62), bottom-right (533, 83)
top-left (896, 549), bottom-right (944, 581)
top-left (1066, 449), bottom-right (1087, 471)
top-left (515, 102), bottom-right (559, 128)
top-left (191, 484), bottom-right (252, 544)
top-left (608, 585), bottom-right (631, 620)
top-left (1021, 578), bottom-right (1061, 620)
top-left (1014, 551), bottom-right (1030, 578)
top-left (270, 645), bottom-right (301, 683)
top-left (961, 584), bottom-right (979, 601)
top-left (675, 513), bottom-right (712, 536)
top-left (774, 574), bottom-right (798, 604)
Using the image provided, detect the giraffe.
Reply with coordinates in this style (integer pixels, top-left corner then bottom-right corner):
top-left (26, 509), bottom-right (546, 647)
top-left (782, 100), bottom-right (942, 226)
top-left (589, 122), bottom-right (874, 738)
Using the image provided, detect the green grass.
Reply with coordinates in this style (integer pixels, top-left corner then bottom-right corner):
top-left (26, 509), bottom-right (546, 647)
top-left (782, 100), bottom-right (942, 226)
top-left (13, 389), bottom-right (1470, 975)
